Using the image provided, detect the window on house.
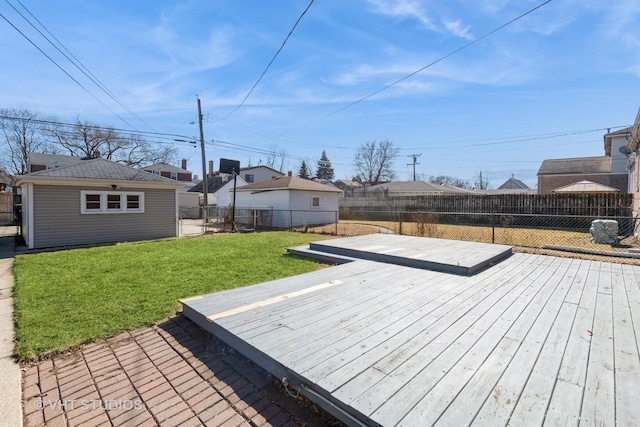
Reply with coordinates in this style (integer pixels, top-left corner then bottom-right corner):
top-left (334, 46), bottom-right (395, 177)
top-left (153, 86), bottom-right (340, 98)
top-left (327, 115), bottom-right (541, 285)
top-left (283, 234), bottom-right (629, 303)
top-left (312, 196), bottom-right (320, 207)
top-left (126, 194), bottom-right (140, 210)
top-left (245, 174), bottom-right (254, 183)
top-left (85, 194), bottom-right (101, 211)
top-left (171, 172), bottom-right (178, 180)
top-left (153, 170), bottom-right (161, 175)
top-left (81, 191), bottom-right (144, 214)
top-left (107, 194), bottom-right (121, 210)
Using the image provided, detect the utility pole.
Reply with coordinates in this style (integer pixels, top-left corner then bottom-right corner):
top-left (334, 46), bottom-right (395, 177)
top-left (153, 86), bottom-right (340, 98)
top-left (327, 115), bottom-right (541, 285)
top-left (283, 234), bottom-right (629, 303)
top-left (197, 97), bottom-right (208, 225)
top-left (407, 154), bottom-right (421, 181)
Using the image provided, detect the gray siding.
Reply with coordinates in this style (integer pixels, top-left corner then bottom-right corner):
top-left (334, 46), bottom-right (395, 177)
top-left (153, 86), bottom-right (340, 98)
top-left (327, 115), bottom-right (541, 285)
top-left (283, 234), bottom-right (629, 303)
top-left (32, 185), bottom-right (176, 249)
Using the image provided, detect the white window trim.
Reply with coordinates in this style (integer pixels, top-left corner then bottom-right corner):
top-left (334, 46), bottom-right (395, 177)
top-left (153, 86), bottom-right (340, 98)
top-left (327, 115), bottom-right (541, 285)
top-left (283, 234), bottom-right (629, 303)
top-left (81, 191), bottom-right (145, 214)
top-left (311, 196), bottom-right (320, 208)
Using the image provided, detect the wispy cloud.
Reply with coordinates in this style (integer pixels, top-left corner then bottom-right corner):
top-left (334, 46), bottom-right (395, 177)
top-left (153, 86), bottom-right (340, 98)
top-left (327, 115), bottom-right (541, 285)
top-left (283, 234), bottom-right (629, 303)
top-left (444, 20), bottom-right (473, 40)
top-left (366, 0), bottom-right (438, 31)
top-left (365, 0), bottom-right (474, 40)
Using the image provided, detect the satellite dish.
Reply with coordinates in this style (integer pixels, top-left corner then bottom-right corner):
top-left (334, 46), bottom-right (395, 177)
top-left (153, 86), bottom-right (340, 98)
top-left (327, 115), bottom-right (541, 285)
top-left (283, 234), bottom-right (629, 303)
top-left (619, 146), bottom-right (632, 155)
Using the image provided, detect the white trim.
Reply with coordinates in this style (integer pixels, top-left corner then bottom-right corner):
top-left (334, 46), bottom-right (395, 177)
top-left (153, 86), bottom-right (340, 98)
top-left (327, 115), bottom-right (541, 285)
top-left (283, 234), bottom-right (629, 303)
top-left (175, 188), bottom-right (179, 236)
top-left (80, 191), bottom-right (145, 214)
top-left (27, 183), bottom-right (34, 249)
top-left (15, 176), bottom-right (183, 190)
top-left (311, 195), bottom-right (320, 208)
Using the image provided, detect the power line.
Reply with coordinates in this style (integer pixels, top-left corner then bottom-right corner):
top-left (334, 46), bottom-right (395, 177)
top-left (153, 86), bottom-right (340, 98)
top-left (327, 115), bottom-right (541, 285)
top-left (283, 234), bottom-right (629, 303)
top-left (0, 7), bottom-right (139, 130)
top-left (222, 0), bottom-right (315, 119)
top-left (0, 114), bottom-right (197, 145)
top-left (288, 0), bottom-right (554, 132)
top-left (8, 0), bottom-right (156, 131)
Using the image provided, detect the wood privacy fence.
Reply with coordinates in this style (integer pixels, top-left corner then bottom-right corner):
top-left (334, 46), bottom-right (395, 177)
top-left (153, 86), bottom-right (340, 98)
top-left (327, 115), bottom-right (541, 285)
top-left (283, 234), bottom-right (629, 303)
top-left (0, 192), bottom-right (13, 224)
top-left (340, 193), bottom-right (634, 217)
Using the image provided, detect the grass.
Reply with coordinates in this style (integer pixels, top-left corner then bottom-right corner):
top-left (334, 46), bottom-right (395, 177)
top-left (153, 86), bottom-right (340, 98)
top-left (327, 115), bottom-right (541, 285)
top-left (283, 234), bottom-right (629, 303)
top-left (13, 231), bottom-right (329, 360)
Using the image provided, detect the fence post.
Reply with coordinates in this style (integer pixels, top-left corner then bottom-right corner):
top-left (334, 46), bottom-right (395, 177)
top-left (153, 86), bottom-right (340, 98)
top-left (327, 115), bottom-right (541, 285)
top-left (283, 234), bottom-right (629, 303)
top-left (491, 211), bottom-right (495, 244)
top-left (399, 213), bottom-right (403, 235)
top-left (335, 211), bottom-right (338, 235)
top-left (289, 210), bottom-right (293, 230)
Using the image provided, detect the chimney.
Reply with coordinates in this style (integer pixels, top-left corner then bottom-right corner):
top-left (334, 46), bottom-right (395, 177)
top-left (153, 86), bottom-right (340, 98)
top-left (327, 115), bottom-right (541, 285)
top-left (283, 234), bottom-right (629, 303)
top-left (288, 171), bottom-right (292, 177)
top-left (181, 159), bottom-right (187, 170)
top-left (208, 160), bottom-right (214, 177)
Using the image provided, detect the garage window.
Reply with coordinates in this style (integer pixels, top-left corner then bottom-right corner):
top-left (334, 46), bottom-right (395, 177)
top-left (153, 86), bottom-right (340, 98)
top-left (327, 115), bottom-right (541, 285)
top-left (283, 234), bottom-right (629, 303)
top-left (311, 196), bottom-right (320, 208)
top-left (81, 191), bottom-right (144, 214)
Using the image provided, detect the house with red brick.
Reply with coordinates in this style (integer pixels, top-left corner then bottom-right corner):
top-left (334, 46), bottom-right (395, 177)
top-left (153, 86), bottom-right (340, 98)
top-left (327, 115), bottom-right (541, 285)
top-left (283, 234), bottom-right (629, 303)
top-left (537, 128), bottom-right (631, 194)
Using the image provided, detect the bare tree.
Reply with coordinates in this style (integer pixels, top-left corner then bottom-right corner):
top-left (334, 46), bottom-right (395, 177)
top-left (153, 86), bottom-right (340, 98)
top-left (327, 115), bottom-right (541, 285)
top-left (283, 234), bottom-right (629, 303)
top-left (264, 145), bottom-right (286, 173)
top-left (0, 108), bottom-right (54, 175)
top-left (427, 174), bottom-right (471, 189)
top-left (48, 118), bottom-right (177, 167)
top-left (353, 139), bottom-right (399, 185)
top-left (473, 170), bottom-right (490, 190)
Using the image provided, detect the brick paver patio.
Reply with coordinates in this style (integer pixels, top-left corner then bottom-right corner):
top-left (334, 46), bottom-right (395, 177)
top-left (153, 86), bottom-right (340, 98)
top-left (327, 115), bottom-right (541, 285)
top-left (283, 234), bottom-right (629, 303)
top-left (22, 315), bottom-right (339, 427)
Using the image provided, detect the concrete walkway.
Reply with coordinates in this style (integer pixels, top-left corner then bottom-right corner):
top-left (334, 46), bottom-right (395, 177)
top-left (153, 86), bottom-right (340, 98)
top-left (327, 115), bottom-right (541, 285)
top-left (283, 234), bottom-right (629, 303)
top-left (22, 316), bottom-right (336, 426)
top-left (0, 236), bottom-right (22, 427)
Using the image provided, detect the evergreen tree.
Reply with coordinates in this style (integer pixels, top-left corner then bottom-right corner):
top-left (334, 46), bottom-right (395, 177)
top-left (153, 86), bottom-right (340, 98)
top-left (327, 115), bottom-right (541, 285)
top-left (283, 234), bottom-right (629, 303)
top-left (298, 160), bottom-right (311, 179)
top-left (316, 150), bottom-right (334, 180)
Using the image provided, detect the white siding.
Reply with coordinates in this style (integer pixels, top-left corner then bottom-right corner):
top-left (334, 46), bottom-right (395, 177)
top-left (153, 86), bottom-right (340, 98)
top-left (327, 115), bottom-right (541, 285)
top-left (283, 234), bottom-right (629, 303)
top-left (289, 191), bottom-right (339, 227)
top-left (240, 167), bottom-right (283, 183)
top-left (178, 192), bottom-right (200, 208)
top-left (235, 189), bottom-right (338, 228)
top-left (611, 137), bottom-right (630, 175)
top-left (216, 178), bottom-right (247, 207)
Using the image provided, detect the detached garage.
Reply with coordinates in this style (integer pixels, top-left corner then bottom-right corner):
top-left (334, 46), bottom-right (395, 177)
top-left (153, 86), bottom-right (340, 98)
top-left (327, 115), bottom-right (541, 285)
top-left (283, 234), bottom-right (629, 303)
top-left (234, 175), bottom-right (341, 228)
top-left (16, 157), bottom-right (183, 249)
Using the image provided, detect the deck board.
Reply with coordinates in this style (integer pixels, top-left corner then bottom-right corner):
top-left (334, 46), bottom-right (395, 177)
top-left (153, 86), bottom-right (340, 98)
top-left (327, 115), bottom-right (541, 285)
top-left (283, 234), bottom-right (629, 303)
top-left (179, 235), bottom-right (640, 426)
top-left (306, 233), bottom-right (512, 275)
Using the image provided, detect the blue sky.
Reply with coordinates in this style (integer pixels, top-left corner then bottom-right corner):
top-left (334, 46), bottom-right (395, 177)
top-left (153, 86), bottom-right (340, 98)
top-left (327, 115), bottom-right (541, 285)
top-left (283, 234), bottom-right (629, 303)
top-left (1, 0), bottom-right (640, 188)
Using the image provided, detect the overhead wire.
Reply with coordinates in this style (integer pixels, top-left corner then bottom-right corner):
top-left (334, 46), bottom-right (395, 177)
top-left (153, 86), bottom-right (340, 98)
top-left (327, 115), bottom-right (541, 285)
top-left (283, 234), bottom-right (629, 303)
top-left (278, 0), bottom-right (555, 134)
top-left (8, 0), bottom-right (156, 131)
top-left (0, 114), bottom-right (198, 147)
top-left (222, 0), bottom-right (315, 119)
top-left (0, 10), bottom-right (140, 130)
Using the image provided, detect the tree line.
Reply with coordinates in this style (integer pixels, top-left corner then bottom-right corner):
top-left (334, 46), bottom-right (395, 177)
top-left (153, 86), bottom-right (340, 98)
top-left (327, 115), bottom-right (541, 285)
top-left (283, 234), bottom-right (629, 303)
top-left (1, 107), bottom-right (489, 189)
top-left (0, 108), bottom-right (177, 175)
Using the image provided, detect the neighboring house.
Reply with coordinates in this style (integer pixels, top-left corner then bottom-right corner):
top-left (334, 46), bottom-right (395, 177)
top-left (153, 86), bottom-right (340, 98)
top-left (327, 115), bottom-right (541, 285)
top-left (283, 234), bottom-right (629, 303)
top-left (142, 160), bottom-right (193, 182)
top-left (210, 164), bottom-right (284, 183)
top-left (498, 176), bottom-right (530, 190)
top-left (28, 152), bottom-right (84, 172)
top-left (16, 156), bottom-right (183, 249)
top-left (551, 180), bottom-right (619, 193)
top-left (231, 165), bottom-right (284, 183)
top-left (477, 176), bottom-right (537, 195)
top-left (187, 176), bottom-right (247, 207)
top-left (352, 181), bottom-right (471, 197)
top-left (334, 179), bottom-right (363, 197)
top-left (234, 175), bottom-right (342, 228)
top-left (143, 160), bottom-right (201, 218)
top-left (624, 108), bottom-right (640, 213)
top-left (537, 127), bottom-right (631, 194)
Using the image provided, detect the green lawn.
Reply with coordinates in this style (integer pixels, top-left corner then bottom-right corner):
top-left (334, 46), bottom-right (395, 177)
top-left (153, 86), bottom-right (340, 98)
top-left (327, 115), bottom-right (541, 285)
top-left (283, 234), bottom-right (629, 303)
top-left (13, 232), bottom-right (328, 360)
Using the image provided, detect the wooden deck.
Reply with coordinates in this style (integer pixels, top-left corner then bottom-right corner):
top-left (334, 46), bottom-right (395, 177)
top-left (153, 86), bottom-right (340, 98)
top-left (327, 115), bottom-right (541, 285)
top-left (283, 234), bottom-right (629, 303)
top-left (180, 236), bottom-right (640, 426)
top-left (305, 233), bottom-right (513, 275)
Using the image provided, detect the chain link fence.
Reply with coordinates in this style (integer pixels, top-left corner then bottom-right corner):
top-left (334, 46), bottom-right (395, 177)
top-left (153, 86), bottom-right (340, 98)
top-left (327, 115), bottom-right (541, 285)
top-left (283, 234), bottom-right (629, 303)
top-left (304, 209), bottom-right (640, 264)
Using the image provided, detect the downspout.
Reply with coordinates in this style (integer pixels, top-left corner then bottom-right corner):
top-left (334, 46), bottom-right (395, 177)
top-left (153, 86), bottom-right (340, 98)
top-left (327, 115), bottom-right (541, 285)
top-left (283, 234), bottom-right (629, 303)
top-left (27, 183), bottom-right (34, 249)
top-left (175, 188), bottom-right (180, 237)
